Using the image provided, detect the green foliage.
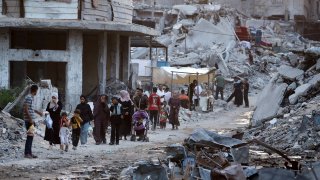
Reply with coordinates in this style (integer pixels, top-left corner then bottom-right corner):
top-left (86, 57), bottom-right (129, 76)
top-left (0, 87), bottom-right (25, 119)
top-left (0, 89), bottom-right (15, 110)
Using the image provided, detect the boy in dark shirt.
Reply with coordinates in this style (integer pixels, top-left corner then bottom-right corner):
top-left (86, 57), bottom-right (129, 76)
top-left (109, 97), bottom-right (123, 145)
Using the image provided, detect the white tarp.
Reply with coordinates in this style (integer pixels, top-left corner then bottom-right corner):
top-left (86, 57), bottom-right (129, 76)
top-left (152, 67), bottom-right (214, 84)
top-left (162, 67), bottom-right (211, 78)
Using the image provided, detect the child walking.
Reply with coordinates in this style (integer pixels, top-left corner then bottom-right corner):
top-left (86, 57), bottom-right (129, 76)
top-left (70, 109), bottom-right (83, 150)
top-left (59, 112), bottom-right (70, 154)
top-left (109, 97), bottom-right (123, 145)
top-left (159, 103), bottom-right (169, 129)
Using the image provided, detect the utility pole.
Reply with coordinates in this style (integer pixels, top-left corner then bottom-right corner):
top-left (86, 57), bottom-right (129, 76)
top-left (152, 0), bottom-right (155, 19)
top-left (284, 0), bottom-right (289, 21)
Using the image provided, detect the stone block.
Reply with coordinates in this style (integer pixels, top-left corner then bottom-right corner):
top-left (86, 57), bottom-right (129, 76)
top-left (308, 73), bottom-right (320, 87)
top-left (173, 5), bottom-right (198, 16)
top-left (289, 83), bottom-right (312, 104)
top-left (252, 75), bottom-right (288, 126)
top-left (316, 58), bottom-right (320, 71)
top-left (287, 82), bottom-right (297, 90)
top-left (277, 65), bottom-right (304, 80)
top-left (287, 53), bottom-right (299, 66)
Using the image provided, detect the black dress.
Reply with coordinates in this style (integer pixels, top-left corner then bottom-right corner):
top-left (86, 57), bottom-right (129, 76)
top-left (44, 101), bottom-right (62, 145)
top-left (119, 100), bottom-right (133, 137)
top-left (234, 82), bottom-right (243, 106)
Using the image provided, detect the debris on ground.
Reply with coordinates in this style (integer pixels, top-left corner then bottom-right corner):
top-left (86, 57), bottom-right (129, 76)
top-left (0, 113), bottom-right (25, 162)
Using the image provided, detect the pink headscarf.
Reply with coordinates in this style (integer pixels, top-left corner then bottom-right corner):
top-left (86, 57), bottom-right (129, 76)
top-left (120, 90), bottom-right (131, 102)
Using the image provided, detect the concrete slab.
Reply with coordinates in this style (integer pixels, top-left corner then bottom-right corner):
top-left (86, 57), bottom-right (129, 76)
top-left (287, 82), bottom-right (297, 90)
top-left (0, 18), bottom-right (160, 36)
top-left (178, 19), bottom-right (195, 27)
top-left (287, 53), bottom-right (299, 66)
top-left (203, 4), bottom-right (221, 12)
top-left (289, 83), bottom-right (312, 104)
top-left (173, 5), bottom-right (198, 16)
top-left (252, 75), bottom-right (288, 126)
top-left (308, 73), bottom-right (320, 87)
top-left (277, 65), bottom-right (304, 80)
top-left (185, 18), bottom-right (236, 50)
top-left (316, 58), bottom-right (320, 71)
top-left (305, 47), bottom-right (320, 56)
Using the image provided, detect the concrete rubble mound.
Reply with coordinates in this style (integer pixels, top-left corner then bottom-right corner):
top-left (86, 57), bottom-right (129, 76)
top-left (0, 112), bottom-right (25, 162)
top-left (246, 95), bottom-right (320, 156)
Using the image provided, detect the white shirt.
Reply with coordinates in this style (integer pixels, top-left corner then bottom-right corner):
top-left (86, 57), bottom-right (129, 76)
top-left (164, 91), bottom-right (172, 103)
top-left (193, 85), bottom-right (203, 99)
top-left (157, 89), bottom-right (165, 102)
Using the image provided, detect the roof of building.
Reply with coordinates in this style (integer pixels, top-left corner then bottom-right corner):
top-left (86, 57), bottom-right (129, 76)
top-left (131, 36), bottom-right (167, 48)
top-left (0, 18), bottom-right (160, 36)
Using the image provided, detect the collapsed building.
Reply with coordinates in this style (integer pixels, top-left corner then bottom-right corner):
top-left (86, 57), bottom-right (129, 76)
top-left (0, 0), bottom-right (159, 109)
top-left (130, 0), bottom-right (320, 164)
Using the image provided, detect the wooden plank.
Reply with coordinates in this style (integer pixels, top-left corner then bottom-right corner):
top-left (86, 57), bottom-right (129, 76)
top-left (82, 0), bottom-right (112, 21)
top-left (113, 0), bottom-right (132, 6)
top-left (5, 12), bottom-right (20, 18)
top-left (82, 9), bottom-right (110, 18)
top-left (83, 1), bottom-right (110, 11)
top-left (83, 0), bottom-right (109, 7)
top-left (5, 0), bottom-right (19, 11)
top-left (6, 1), bottom-right (78, 8)
top-left (25, 7), bottom-right (78, 14)
top-left (25, 13), bottom-right (78, 19)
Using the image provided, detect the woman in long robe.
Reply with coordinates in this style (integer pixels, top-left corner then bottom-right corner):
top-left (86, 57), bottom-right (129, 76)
top-left (44, 92), bottom-right (62, 149)
top-left (119, 90), bottom-right (134, 140)
top-left (168, 91), bottom-right (180, 130)
top-left (234, 80), bottom-right (243, 107)
top-left (93, 94), bottom-right (110, 145)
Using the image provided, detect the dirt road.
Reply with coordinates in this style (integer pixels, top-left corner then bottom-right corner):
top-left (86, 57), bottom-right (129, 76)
top-left (0, 99), bottom-right (254, 179)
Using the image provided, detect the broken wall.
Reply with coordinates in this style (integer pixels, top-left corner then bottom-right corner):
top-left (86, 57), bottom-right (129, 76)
top-left (0, 29), bottom-right (83, 111)
top-left (10, 61), bottom-right (66, 94)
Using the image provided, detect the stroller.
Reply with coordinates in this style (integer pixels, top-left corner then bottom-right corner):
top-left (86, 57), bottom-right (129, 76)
top-left (131, 110), bottom-right (150, 142)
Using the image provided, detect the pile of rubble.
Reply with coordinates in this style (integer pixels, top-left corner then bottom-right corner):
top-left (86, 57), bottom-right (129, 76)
top-left (119, 128), bottom-right (320, 180)
top-left (246, 95), bottom-right (320, 156)
top-left (0, 112), bottom-right (25, 162)
top-left (246, 43), bottom-right (320, 155)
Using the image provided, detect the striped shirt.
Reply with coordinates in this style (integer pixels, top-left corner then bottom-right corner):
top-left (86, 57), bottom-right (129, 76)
top-left (23, 95), bottom-right (35, 121)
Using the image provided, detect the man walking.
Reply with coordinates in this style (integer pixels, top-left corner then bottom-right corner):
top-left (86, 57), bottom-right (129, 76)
top-left (133, 88), bottom-right (148, 111)
top-left (23, 84), bottom-right (43, 158)
top-left (215, 73), bottom-right (225, 100)
top-left (149, 87), bottom-right (161, 130)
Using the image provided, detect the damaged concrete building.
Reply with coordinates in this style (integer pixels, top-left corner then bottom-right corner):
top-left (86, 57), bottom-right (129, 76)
top-left (0, 0), bottom-right (159, 108)
top-left (213, 0), bottom-right (320, 21)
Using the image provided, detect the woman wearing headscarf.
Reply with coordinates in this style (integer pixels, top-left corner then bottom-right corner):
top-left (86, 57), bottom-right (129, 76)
top-left (119, 90), bottom-right (134, 140)
top-left (76, 95), bottom-right (94, 145)
top-left (44, 92), bottom-right (63, 149)
top-left (93, 94), bottom-right (110, 145)
top-left (168, 91), bottom-right (181, 130)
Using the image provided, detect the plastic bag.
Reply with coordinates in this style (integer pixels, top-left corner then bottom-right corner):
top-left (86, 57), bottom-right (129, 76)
top-left (27, 125), bottom-right (35, 136)
top-left (44, 115), bottom-right (53, 129)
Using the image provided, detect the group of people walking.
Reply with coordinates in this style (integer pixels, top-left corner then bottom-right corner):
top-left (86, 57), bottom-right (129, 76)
top-left (22, 75), bottom-right (250, 158)
top-left (22, 84), bottom-right (186, 158)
